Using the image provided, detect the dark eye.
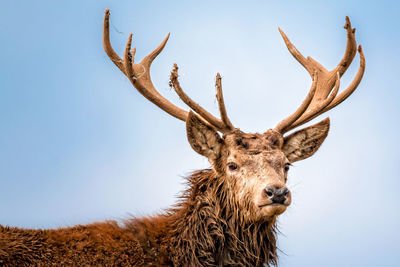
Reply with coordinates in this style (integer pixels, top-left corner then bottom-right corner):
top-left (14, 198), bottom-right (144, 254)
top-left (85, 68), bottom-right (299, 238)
top-left (284, 163), bottom-right (291, 173)
top-left (227, 162), bottom-right (238, 171)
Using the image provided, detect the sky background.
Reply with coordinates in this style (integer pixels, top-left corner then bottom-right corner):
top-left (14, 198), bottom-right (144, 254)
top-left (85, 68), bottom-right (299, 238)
top-left (1, 1), bottom-right (399, 266)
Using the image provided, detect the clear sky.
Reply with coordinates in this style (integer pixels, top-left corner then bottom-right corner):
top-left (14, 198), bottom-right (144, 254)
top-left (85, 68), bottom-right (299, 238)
top-left (1, 1), bottom-right (399, 266)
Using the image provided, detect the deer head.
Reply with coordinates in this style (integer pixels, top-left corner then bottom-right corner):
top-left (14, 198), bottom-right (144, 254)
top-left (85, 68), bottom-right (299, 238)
top-left (103, 9), bottom-right (365, 222)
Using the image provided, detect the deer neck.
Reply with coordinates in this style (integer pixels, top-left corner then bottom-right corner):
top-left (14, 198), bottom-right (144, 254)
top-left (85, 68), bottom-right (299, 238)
top-left (166, 169), bottom-right (279, 266)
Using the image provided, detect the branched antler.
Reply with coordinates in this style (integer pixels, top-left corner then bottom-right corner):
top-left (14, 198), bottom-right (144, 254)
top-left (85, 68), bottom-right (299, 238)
top-left (103, 9), bottom-right (234, 133)
top-left (103, 9), bottom-right (187, 121)
top-left (275, 17), bottom-right (365, 134)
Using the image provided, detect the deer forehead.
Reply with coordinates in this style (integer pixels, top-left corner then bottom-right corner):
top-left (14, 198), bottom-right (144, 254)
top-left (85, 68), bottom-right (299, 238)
top-left (224, 130), bottom-right (283, 150)
top-left (224, 131), bottom-right (287, 170)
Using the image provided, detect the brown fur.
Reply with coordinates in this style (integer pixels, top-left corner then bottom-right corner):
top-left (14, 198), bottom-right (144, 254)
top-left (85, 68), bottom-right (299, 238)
top-left (0, 221), bottom-right (144, 266)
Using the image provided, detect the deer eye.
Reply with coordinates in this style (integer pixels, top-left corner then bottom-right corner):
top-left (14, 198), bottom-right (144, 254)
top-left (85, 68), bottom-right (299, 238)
top-left (227, 162), bottom-right (238, 171)
top-left (284, 163), bottom-right (291, 173)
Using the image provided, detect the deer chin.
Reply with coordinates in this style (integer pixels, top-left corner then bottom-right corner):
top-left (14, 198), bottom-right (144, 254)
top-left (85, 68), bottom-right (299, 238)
top-left (259, 203), bottom-right (288, 217)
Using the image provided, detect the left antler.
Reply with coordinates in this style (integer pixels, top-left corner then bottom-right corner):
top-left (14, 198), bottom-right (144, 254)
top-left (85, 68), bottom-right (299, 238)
top-left (274, 16), bottom-right (365, 134)
top-left (103, 9), bottom-right (234, 133)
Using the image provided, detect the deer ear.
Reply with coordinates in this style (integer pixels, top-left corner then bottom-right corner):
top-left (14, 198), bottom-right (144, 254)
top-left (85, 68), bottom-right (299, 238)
top-left (282, 118), bottom-right (330, 163)
top-left (186, 111), bottom-right (223, 160)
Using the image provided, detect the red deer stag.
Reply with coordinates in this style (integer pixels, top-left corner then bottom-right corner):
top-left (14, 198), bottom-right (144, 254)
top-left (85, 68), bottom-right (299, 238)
top-left (0, 9), bottom-right (365, 266)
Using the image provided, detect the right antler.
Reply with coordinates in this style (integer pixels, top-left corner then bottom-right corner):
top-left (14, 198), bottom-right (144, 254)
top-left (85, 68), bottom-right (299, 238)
top-left (274, 17), bottom-right (365, 134)
top-left (103, 9), bottom-right (234, 133)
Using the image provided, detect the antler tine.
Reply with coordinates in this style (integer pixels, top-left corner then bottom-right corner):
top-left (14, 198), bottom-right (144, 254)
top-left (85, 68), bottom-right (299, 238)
top-left (170, 64), bottom-right (233, 132)
top-left (275, 71), bottom-right (318, 133)
top-left (334, 16), bottom-right (358, 77)
top-left (278, 27), bottom-right (311, 74)
top-left (275, 17), bottom-right (365, 134)
top-left (215, 73), bottom-right (234, 131)
top-left (321, 45), bottom-right (365, 113)
top-left (285, 72), bottom-right (340, 132)
top-left (103, 9), bottom-right (188, 122)
top-left (123, 33), bottom-right (134, 78)
top-left (103, 9), bottom-right (125, 75)
top-left (140, 33), bottom-right (171, 69)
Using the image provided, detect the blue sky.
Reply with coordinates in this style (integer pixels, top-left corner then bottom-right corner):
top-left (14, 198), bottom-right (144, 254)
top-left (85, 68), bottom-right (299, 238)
top-left (1, 1), bottom-right (399, 266)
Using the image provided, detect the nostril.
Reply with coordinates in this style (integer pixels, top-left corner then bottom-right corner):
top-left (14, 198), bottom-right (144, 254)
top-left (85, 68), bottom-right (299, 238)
top-left (265, 186), bottom-right (275, 198)
top-left (281, 187), bottom-right (289, 196)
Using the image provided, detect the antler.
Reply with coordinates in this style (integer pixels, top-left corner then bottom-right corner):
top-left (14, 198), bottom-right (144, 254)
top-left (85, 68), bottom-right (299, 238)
top-left (103, 9), bottom-right (234, 133)
top-left (169, 65), bottom-right (234, 132)
top-left (274, 16), bottom-right (365, 134)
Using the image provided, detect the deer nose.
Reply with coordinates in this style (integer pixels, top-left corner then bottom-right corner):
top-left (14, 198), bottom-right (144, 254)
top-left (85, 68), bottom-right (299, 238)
top-left (265, 186), bottom-right (289, 204)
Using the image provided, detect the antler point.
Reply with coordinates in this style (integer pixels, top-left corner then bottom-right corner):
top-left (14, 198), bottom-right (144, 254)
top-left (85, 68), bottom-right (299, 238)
top-left (344, 16), bottom-right (351, 29)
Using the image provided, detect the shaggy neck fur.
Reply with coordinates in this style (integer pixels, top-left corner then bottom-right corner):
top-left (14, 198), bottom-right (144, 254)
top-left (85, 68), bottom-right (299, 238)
top-left (126, 169), bottom-right (279, 266)
top-left (167, 169), bottom-right (278, 266)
